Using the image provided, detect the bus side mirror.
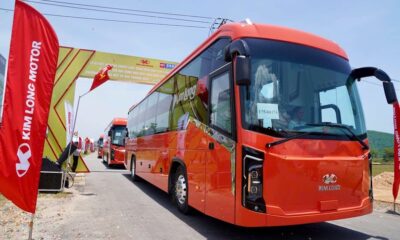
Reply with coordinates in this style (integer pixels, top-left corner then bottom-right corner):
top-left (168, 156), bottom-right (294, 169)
top-left (351, 67), bottom-right (398, 104)
top-left (108, 130), bottom-right (111, 137)
top-left (235, 56), bottom-right (251, 85)
top-left (375, 69), bottom-right (398, 104)
top-left (383, 81), bottom-right (397, 104)
top-left (224, 39), bottom-right (251, 86)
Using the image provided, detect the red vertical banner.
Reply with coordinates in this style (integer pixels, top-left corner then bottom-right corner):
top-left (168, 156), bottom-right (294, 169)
top-left (0, 0), bottom-right (59, 213)
top-left (393, 102), bottom-right (400, 201)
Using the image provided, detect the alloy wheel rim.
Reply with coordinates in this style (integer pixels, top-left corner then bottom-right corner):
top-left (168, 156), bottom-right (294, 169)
top-left (175, 174), bottom-right (187, 205)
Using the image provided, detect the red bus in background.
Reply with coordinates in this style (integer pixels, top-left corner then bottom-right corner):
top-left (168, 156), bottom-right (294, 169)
top-left (84, 137), bottom-right (90, 154)
top-left (97, 134), bottom-right (105, 158)
top-left (103, 118), bottom-right (127, 167)
top-left (89, 138), bottom-right (95, 153)
top-left (125, 21), bottom-right (396, 227)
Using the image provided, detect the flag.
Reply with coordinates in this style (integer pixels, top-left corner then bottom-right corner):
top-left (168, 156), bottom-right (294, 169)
top-left (89, 65), bottom-right (113, 91)
top-left (393, 102), bottom-right (400, 201)
top-left (0, 0), bottom-right (59, 213)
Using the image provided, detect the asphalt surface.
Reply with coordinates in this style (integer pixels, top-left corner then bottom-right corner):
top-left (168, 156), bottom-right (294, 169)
top-left (59, 153), bottom-right (400, 240)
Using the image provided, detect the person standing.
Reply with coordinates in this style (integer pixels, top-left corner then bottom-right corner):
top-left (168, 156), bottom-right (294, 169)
top-left (71, 132), bottom-right (82, 172)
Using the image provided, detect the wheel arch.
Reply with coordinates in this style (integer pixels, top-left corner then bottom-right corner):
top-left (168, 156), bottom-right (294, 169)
top-left (168, 158), bottom-right (187, 195)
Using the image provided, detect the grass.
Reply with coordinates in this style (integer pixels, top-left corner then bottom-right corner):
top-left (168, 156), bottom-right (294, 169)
top-left (38, 191), bottom-right (73, 200)
top-left (372, 164), bottom-right (394, 176)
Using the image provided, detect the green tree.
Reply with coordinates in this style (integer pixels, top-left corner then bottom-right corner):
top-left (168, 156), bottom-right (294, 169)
top-left (370, 149), bottom-right (380, 160)
top-left (383, 147), bottom-right (394, 163)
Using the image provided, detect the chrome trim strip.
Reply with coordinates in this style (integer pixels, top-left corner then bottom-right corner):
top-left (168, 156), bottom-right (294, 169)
top-left (244, 154), bottom-right (263, 162)
top-left (188, 117), bottom-right (236, 195)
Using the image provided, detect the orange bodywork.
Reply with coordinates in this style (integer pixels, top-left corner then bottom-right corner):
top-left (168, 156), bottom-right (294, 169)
top-left (103, 118), bottom-right (127, 165)
top-left (125, 22), bottom-right (372, 227)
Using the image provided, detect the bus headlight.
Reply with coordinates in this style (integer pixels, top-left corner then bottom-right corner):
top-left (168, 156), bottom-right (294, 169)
top-left (248, 166), bottom-right (262, 197)
top-left (242, 146), bottom-right (266, 213)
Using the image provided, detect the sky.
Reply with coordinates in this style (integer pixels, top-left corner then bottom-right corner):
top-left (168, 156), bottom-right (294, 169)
top-left (0, 0), bottom-right (399, 139)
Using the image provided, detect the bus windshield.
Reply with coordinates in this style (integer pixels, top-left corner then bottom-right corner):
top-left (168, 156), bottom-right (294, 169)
top-left (111, 126), bottom-right (125, 146)
top-left (240, 38), bottom-right (366, 139)
top-left (98, 138), bottom-right (104, 147)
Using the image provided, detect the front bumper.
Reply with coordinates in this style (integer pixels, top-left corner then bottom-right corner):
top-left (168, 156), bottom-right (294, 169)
top-left (235, 197), bottom-right (372, 227)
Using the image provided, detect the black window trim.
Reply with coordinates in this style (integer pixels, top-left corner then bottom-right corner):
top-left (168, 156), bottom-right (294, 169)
top-left (208, 62), bottom-right (237, 141)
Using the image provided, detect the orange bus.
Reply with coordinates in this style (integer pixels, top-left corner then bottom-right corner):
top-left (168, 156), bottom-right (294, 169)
top-left (125, 21), bottom-right (397, 227)
top-left (103, 118), bottom-right (127, 167)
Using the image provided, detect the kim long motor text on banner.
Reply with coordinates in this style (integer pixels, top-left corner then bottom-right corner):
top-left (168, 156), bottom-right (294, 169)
top-left (0, 0), bottom-right (59, 213)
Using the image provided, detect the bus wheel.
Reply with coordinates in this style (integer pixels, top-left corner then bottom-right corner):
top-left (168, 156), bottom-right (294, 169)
top-left (106, 155), bottom-right (111, 167)
top-left (130, 157), bottom-right (139, 181)
top-left (173, 166), bottom-right (190, 214)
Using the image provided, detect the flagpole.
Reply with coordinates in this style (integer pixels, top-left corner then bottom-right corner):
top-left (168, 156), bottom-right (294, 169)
top-left (28, 213), bottom-right (34, 240)
top-left (64, 91), bottom-right (90, 182)
top-left (63, 64), bottom-right (112, 184)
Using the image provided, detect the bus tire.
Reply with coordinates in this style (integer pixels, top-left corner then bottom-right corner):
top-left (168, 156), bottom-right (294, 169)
top-left (173, 166), bottom-right (190, 214)
top-left (106, 154), bottom-right (111, 168)
top-left (130, 156), bottom-right (140, 181)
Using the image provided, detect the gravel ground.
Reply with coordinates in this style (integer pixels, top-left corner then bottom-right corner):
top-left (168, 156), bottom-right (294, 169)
top-left (0, 175), bottom-right (85, 240)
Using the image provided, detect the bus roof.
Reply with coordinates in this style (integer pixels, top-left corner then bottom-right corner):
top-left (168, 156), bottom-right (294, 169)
top-left (105, 118), bottom-right (127, 132)
top-left (110, 118), bottom-right (127, 126)
top-left (129, 21), bottom-right (348, 112)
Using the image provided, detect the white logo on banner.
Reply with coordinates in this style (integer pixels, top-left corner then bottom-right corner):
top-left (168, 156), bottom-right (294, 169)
top-left (16, 143), bottom-right (32, 177)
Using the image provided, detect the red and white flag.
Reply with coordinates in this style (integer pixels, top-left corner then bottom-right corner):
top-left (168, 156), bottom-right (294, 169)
top-left (89, 65), bottom-right (113, 91)
top-left (393, 102), bottom-right (400, 201)
top-left (0, 0), bottom-right (59, 213)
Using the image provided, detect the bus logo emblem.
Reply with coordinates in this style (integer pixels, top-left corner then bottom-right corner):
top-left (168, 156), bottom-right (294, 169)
top-left (323, 173), bottom-right (337, 184)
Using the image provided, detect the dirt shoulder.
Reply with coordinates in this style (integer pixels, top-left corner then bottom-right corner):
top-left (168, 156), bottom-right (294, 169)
top-left (0, 174), bottom-right (85, 240)
top-left (373, 172), bottom-right (400, 205)
top-left (1, 192), bottom-right (74, 239)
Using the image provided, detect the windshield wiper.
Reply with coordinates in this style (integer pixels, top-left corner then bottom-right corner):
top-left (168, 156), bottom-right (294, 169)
top-left (266, 131), bottom-right (319, 148)
top-left (305, 123), bottom-right (369, 150)
top-left (266, 123), bottom-right (369, 150)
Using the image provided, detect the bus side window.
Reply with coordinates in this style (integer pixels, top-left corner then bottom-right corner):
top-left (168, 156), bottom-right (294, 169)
top-left (137, 98), bottom-right (148, 137)
top-left (144, 92), bottom-right (158, 135)
top-left (210, 71), bottom-right (232, 135)
top-left (128, 108), bottom-right (135, 138)
top-left (155, 91), bottom-right (172, 133)
top-left (168, 38), bottom-right (230, 130)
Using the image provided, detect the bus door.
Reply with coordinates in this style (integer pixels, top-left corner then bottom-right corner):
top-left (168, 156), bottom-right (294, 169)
top-left (206, 64), bottom-right (235, 223)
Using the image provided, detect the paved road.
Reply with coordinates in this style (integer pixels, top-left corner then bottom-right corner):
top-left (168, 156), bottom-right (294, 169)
top-left (59, 153), bottom-right (400, 240)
